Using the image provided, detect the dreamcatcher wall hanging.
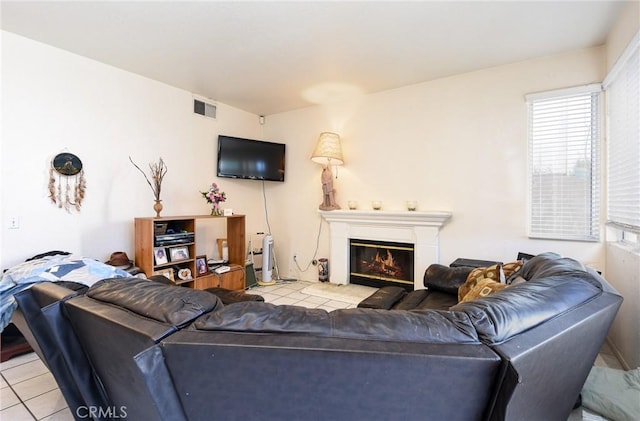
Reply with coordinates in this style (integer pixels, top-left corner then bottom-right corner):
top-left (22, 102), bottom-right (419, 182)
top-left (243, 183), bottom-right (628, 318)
top-left (48, 152), bottom-right (86, 212)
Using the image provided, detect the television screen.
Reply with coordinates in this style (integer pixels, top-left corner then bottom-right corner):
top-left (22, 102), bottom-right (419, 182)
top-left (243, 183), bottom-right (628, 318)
top-left (216, 135), bottom-right (286, 182)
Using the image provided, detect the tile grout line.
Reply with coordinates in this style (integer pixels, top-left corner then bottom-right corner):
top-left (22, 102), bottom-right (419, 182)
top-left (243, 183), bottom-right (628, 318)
top-left (41, 407), bottom-right (73, 421)
top-left (1, 372), bottom-right (38, 420)
top-left (2, 360), bottom-right (67, 420)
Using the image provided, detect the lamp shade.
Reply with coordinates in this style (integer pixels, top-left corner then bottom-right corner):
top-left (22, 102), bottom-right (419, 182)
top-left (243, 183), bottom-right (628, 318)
top-left (311, 132), bottom-right (344, 166)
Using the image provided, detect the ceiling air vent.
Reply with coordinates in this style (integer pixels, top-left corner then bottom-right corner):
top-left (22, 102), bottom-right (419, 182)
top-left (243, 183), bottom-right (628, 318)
top-left (194, 98), bottom-right (217, 119)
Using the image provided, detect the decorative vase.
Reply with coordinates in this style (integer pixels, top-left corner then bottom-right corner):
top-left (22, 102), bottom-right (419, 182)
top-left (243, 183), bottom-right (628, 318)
top-left (153, 199), bottom-right (163, 217)
top-left (211, 203), bottom-right (222, 216)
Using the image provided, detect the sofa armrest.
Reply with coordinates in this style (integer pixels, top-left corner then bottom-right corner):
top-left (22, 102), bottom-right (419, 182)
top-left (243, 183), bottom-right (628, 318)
top-left (423, 264), bottom-right (473, 295)
top-left (357, 286), bottom-right (407, 310)
top-left (204, 287), bottom-right (264, 304)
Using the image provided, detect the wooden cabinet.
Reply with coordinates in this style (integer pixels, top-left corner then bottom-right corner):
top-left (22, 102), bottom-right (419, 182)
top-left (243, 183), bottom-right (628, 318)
top-left (193, 264), bottom-right (245, 290)
top-left (134, 215), bottom-right (246, 291)
top-left (193, 274), bottom-right (219, 290)
top-left (218, 264), bottom-right (245, 290)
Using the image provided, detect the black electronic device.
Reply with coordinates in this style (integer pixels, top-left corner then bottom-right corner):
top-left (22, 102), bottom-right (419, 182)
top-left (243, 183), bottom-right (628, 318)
top-left (154, 232), bottom-right (195, 246)
top-left (216, 135), bottom-right (286, 182)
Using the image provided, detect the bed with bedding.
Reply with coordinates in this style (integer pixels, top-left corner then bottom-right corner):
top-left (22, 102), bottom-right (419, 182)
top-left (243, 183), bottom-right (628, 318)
top-left (0, 251), bottom-right (131, 333)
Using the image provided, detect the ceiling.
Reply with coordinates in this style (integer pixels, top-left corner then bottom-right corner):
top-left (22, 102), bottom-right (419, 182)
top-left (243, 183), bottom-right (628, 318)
top-left (0, 1), bottom-right (628, 116)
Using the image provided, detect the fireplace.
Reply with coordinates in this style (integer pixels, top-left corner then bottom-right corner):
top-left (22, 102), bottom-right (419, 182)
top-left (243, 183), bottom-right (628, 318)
top-left (350, 239), bottom-right (414, 290)
top-left (319, 210), bottom-right (452, 290)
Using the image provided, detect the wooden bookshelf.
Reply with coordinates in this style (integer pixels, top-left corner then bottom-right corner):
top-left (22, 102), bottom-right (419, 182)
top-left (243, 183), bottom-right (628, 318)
top-left (134, 215), bottom-right (245, 291)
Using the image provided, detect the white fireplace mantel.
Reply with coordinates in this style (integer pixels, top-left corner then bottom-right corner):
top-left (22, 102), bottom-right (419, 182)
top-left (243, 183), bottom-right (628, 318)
top-left (319, 210), bottom-right (452, 290)
top-left (319, 210), bottom-right (452, 227)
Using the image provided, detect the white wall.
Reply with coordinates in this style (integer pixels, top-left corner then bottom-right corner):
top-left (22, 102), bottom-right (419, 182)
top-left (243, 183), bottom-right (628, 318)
top-left (603, 1), bottom-right (640, 370)
top-left (0, 31), bottom-right (614, 287)
top-left (264, 47), bottom-right (607, 282)
top-left (2, 11), bottom-right (634, 367)
top-left (605, 1), bottom-right (640, 71)
top-left (0, 31), bottom-right (269, 268)
top-left (605, 242), bottom-right (640, 369)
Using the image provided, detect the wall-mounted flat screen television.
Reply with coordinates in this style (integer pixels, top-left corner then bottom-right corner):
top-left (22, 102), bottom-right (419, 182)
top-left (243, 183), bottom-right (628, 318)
top-left (216, 135), bottom-right (286, 182)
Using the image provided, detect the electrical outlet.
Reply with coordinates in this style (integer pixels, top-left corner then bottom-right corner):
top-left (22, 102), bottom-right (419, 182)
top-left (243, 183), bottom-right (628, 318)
top-left (8, 216), bottom-right (19, 229)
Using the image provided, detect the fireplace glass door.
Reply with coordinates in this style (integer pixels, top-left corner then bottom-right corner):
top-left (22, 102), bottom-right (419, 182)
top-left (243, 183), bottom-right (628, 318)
top-left (349, 239), bottom-right (414, 290)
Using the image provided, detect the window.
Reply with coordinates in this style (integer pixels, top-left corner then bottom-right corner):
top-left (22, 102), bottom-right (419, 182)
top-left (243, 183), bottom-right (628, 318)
top-left (526, 84), bottom-right (601, 241)
top-left (604, 33), bottom-right (640, 237)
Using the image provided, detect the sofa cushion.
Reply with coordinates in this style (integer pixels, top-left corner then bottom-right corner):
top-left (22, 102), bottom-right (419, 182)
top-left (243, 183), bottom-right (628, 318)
top-left (391, 289), bottom-right (429, 310)
top-left (195, 301), bottom-right (480, 344)
top-left (357, 286), bottom-right (407, 309)
top-left (423, 264), bottom-right (473, 295)
top-left (518, 252), bottom-right (595, 283)
top-left (458, 264), bottom-right (502, 301)
top-left (459, 278), bottom-right (508, 303)
top-left (451, 276), bottom-right (602, 344)
top-left (204, 287), bottom-right (265, 304)
top-left (195, 302), bottom-right (331, 335)
top-left (414, 290), bottom-right (458, 311)
top-left (331, 308), bottom-right (480, 344)
top-left (86, 278), bottom-right (222, 327)
top-left (458, 261), bottom-right (523, 302)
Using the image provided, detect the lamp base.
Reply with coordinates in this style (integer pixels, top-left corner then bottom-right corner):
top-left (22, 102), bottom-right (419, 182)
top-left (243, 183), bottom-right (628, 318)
top-left (319, 165), bottom-right (340, 210)
top-left (257, 279), bottom-right (277, 286)
top-left (319, 203), bottom-right (341, 211)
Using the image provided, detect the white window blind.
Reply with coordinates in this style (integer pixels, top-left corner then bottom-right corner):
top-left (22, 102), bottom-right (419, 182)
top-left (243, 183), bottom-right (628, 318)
top-left (527, 85), bottom-right (601, 241)
top-left (604, 33), bottom-right (640, 232)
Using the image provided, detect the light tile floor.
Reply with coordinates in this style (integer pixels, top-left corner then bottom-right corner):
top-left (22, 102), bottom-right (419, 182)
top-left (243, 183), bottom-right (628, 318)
top-left (0, 280), bottom-right (623, 420)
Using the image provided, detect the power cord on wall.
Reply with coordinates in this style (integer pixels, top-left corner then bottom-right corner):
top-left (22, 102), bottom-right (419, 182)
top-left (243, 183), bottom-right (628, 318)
top-left (260, 180), bottom-right (296, 283)
top-left (260, 180), bottom-right (323, 281)
top-left (261, 180), bottom-right (272, 237)
top-left (293, 217), bottom-right (322, 273)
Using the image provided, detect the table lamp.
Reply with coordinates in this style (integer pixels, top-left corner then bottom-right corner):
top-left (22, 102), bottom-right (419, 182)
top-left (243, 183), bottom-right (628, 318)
top-left (311, 132), bottom-right (344, 210)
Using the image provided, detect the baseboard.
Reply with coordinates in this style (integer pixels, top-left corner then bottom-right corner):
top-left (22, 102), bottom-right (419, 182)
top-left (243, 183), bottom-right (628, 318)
top-left (605, 336), bottom-right (630, 370)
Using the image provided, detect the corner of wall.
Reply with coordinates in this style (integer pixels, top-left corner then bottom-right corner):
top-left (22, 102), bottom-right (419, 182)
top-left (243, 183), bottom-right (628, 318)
top-left (605, 1), bottom-right (640, 71)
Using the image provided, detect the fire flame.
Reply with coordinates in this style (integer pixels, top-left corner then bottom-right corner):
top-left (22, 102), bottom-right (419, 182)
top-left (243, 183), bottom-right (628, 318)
top-left (365, 249), bottom-right (403, 278)
top-left (374, 250), bottom-right (396, 267)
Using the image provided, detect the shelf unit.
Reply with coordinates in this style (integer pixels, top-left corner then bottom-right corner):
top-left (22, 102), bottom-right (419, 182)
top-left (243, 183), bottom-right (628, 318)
top-left (193, 264), bottom-right (246, 290)
top-left (134, 215), bottom-right (246, 291)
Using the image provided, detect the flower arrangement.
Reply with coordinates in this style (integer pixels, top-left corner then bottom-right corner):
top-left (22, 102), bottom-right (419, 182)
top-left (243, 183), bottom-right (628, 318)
top-left (201, 182), bottom-right (226, 215)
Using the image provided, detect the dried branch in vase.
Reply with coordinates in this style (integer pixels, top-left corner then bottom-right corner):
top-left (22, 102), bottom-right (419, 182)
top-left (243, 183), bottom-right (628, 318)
top-left (129, 156), bottom-right (167, 201)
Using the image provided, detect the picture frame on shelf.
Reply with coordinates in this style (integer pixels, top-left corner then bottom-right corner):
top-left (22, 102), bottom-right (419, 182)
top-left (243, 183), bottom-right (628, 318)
top-left (169, 246), bottom-right (189, 262)
top-left (152, 268), bottom-right (175, 283)
top-left (195, 255), bottom-right (209, 277)
top-left (154, 247), bottom-right (168, 265)
top-left (196, 254), bottom-right (211, 278)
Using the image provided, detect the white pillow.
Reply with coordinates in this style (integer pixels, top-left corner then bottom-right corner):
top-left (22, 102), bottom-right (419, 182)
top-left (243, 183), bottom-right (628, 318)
top-left (582, 366), bottom-right (640, 421)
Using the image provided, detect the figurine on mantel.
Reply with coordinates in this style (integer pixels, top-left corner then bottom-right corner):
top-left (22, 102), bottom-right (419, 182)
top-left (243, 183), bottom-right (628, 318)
top-left (320, 167), bottom-right (340, 210)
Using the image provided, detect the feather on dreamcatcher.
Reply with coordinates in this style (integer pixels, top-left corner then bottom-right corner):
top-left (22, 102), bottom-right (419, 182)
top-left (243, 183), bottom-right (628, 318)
top-left (48, 152), bottom-right (86, 212)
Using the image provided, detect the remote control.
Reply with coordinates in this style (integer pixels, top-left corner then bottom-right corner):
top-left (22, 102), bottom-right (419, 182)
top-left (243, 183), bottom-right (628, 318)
top-left (214, 266), bottom-right (230, 274)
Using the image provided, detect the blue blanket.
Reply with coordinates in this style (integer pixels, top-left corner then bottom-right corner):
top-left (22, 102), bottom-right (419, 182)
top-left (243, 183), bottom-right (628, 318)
top-left (0, 254), bottom-right (131, 331)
